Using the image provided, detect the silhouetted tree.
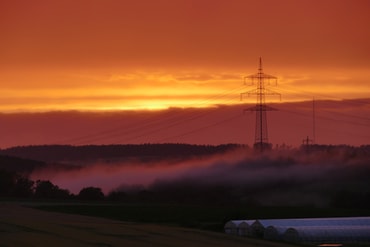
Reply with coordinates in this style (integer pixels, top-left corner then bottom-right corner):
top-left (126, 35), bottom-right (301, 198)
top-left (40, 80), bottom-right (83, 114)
top-left (13, 175), bottom-right (34, 197)
top-left (34, 180), bottom-right (56, 198)
top-left (34, 180), bottom-right (70, 199)
top-left (107, 190), bottom-right (127, 201)
top-left (0, 170), bottom-right (16, 196)
top-left (55, 188), bottom-right (71, 199)
top-left (78, 187), bottom-right (104, 200)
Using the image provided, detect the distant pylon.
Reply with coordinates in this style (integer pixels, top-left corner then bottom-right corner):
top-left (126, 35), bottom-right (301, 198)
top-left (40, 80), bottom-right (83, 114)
top-left (241, 58), bottom-right (281, 151)
top-left (302, 136), bottom-right (313, 152)
top-left (302, 136), bottom-right (313, 146)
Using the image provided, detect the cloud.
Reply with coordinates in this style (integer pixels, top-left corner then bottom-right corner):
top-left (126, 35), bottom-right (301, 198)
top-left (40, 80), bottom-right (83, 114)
top-left (175, 73), bottom-right (240, 82)
top-left (0, 99), bottom-right (369, 148)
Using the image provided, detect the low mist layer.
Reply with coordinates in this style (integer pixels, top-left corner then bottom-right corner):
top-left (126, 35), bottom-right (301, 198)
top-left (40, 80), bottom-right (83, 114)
top-left (30, 146), bottom-right (370, 207)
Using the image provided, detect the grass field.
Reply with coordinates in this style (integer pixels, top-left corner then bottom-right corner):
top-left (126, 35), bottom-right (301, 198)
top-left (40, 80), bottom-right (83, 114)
top-left (31, 202), bottom-right (370, 232)
top-left (2, 201), bottom-right (370, 246)
top-left (0, 203), bottom-right (299, 247)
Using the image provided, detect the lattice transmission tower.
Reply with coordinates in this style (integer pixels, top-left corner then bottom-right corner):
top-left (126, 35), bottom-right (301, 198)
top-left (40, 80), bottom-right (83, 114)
top-left (241, 58), bottom-right (281, 151)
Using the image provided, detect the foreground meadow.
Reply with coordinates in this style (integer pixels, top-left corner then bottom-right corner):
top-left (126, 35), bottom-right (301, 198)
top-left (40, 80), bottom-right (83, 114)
top-left (0, 203), bottom-right (296, 247)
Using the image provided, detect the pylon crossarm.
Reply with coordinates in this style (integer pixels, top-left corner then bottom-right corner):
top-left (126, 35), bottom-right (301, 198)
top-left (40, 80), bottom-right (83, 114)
top-left (245, 73), bottom-right (277, 80)
top-left (263, 105), bottom-right (278, 111)
top-left (245, 73), bottom-right (259, 79)
top-left (261, 73), bottom-right (277, 80)
top-left (246, 89), bottom-right (259, 95)
top-left (263, 88), bottom-right (282, 100)
top-left (246, 105), bottom-right (278, 111)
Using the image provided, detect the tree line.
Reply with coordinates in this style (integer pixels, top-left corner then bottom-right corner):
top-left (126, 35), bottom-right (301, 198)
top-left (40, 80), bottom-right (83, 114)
top-left (0, 143), bottom-right (242, 163)
top-left (2, 168), bottom-right (370, 209)
top-left (1, 144), bottom-right (370, 207)
top-left (0, 169), bottom-right (104, 201)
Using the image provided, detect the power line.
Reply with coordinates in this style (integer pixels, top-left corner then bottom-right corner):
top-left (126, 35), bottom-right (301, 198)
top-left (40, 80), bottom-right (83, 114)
top-left (156, 112), bottom-right (243, 143)
top-left (48, 73), bottom-right (370, 146)
top-left (53, 86), bottom-right (245, 145)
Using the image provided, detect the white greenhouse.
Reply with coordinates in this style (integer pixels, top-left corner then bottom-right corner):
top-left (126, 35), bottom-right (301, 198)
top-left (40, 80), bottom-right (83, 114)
top-left (225, 217), bottom-right (370, 245)
top-left (238, 221), bottom-right (254, 236)
top-left (263, 225), bottom-right (289, 241)
top-left (224, 220), bottom-right (244, 235)
top-left (224, 220), bottom-right (254, 236)
top-left (283, 225), bottom-right (370, 244)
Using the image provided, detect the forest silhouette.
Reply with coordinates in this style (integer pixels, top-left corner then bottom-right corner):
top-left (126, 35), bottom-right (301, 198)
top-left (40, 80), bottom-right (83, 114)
top-left (0, 143), bottom-right (369, 209)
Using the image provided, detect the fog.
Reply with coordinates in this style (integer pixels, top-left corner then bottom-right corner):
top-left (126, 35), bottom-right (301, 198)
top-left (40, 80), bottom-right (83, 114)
top-left (30, 146), bottom-right (370, 207)
top-left (30, 149), bottom-right (245, 194)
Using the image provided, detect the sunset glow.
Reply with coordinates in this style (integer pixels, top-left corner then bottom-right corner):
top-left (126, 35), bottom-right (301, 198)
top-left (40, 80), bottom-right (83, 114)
top-left (1, 0), bottom-right (369, 112)
top-left (0, 68), bottom-right (369, 112)
top-left (0, 0), bottom-right (369, 147)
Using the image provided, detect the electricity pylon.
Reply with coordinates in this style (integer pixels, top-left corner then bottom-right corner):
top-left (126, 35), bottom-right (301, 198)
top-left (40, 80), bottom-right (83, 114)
top-left (241, 58), bottom-right (281, 152)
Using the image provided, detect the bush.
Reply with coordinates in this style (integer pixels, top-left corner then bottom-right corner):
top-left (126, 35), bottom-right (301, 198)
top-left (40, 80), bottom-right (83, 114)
top-left (78, 187), bottom-right (104, 201)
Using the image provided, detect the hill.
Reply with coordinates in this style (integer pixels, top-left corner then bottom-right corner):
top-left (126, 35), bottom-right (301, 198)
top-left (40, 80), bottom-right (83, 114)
top-left (0, 154), bottom-right (45, 174)
top-left (0, 143), bottom-right (241, 163)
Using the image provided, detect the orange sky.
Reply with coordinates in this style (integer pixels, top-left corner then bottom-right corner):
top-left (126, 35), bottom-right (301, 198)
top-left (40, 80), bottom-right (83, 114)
top-left (1, 0), bottom-right (370, 112)
top-left (0, 1), bottom-right (369, 148)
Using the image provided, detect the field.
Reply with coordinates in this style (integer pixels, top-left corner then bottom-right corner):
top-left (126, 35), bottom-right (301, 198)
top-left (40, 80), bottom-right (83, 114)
top-left (2, 201), bottom-right (370, 247)
top-left (0, 203), bottom-right (299, 247)
top-left (1, 144), bottom-right (370, 246)
top-left (31, 202), bottom-right (370, 232)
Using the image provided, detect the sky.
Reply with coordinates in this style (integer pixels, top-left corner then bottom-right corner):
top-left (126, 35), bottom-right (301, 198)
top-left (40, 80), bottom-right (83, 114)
top-left (1, 0), bottom-right (370, 112)
top-left (0, 0), bottom-right (369, 147)
top-left (0, 100), bottom-right (369, 148)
